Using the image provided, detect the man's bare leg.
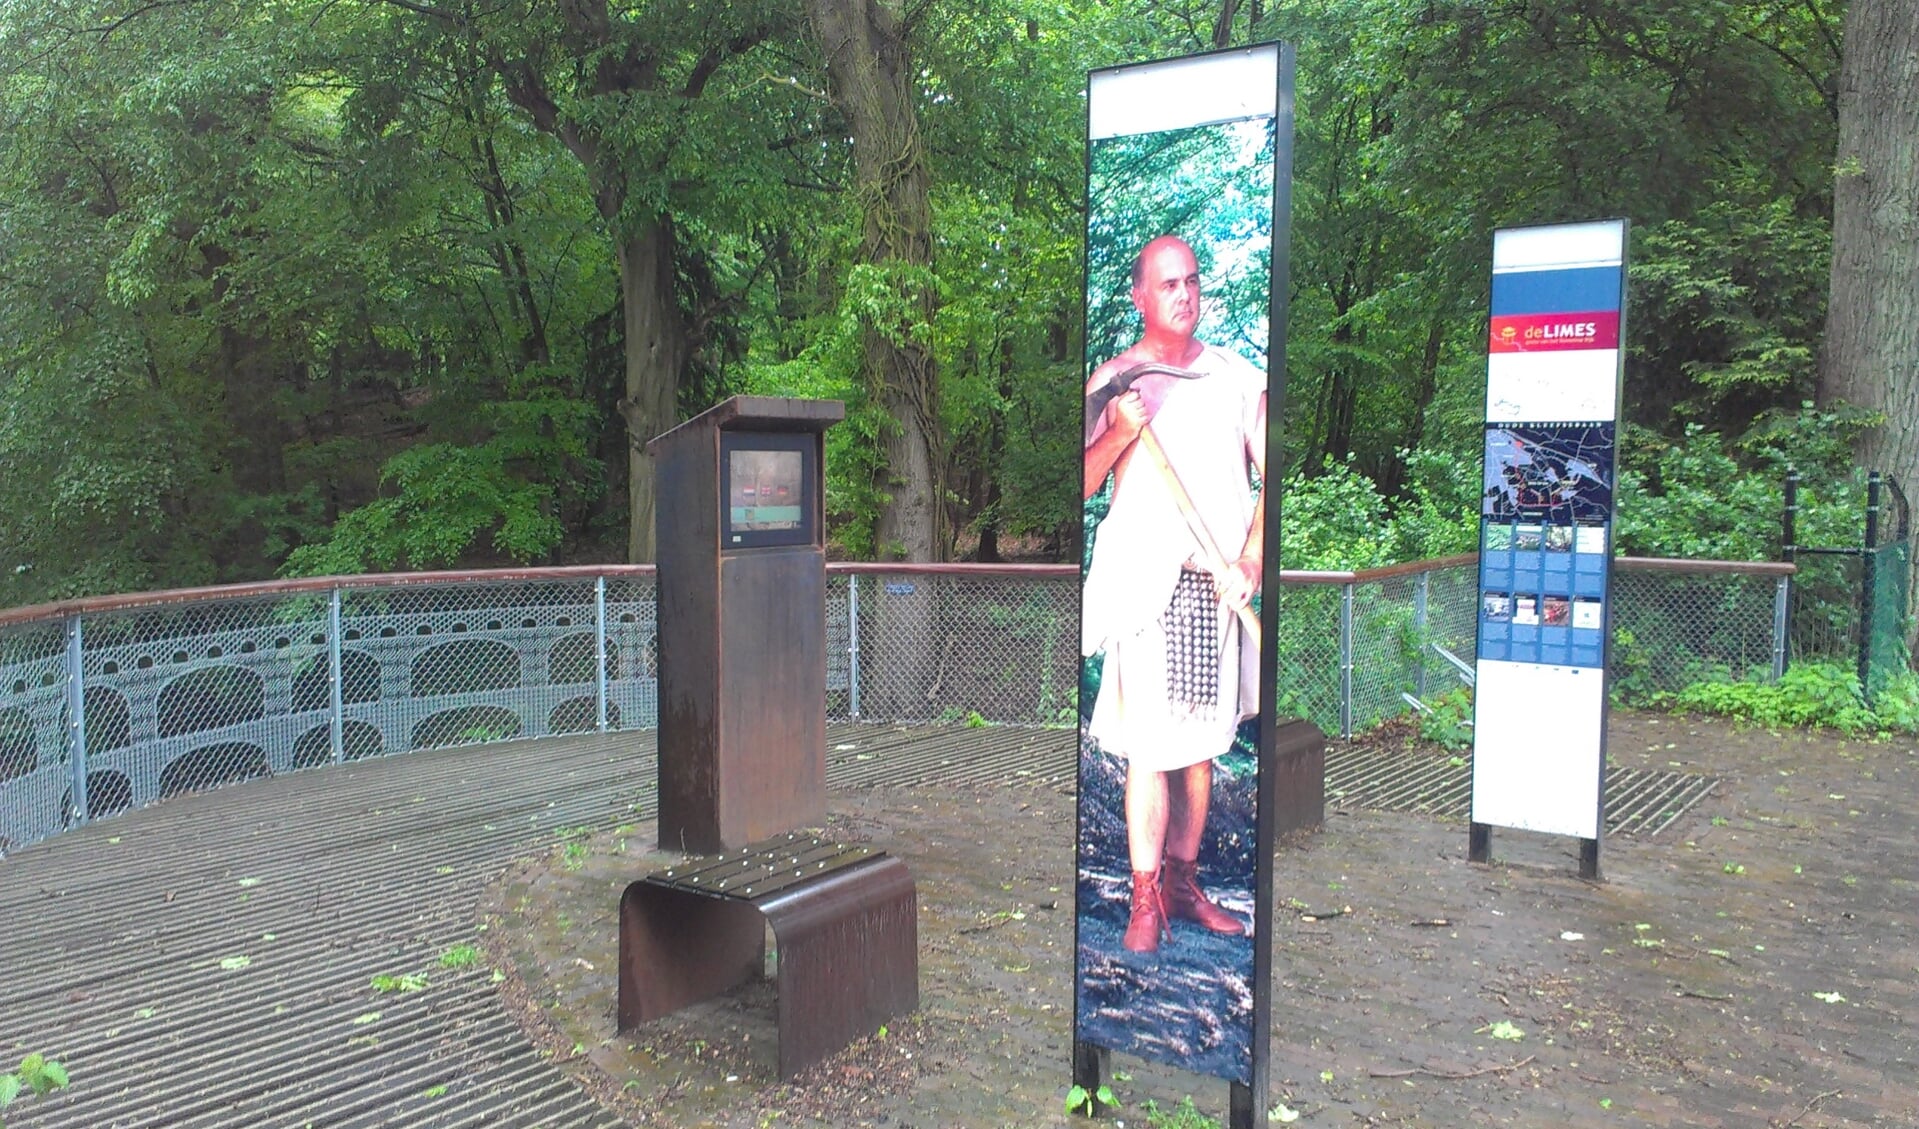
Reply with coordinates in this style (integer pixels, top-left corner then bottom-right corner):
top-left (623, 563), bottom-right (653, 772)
top-left (1165, 760), bottom-right (1212, 861)
top-left (1161, 759), bottom-right (1245, 935)
top-left (1121, 766), bottom-right (1172, 952)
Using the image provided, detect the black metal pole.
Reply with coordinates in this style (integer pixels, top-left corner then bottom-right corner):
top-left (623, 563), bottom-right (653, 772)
top-left (1861, 472), bottom-right (1882, 704)
top-left (1783, 470), bottom-right (1799, 560)
top-left (1071, 1041), bottom-right (1110, 1118)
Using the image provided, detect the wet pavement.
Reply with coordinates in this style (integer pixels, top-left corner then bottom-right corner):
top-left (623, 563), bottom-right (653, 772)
top-left (489, 711), bottom-right (1918, 1128)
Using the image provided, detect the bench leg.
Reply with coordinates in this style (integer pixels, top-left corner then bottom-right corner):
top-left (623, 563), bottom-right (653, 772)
top-left (618, 881), bottom-right (765, 1029)
top-left (760, 856), bottom-right (918, 1079)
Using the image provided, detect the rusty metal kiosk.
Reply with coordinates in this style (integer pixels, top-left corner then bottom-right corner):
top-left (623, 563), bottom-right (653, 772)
top-left (618, 395), bottom-right (918, 1079)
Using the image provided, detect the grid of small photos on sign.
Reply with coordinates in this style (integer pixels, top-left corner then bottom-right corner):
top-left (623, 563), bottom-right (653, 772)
top-left (1477, 222), bottom-right (1626, 675)
top-left (1478, 425), bottom-right (1612, 666)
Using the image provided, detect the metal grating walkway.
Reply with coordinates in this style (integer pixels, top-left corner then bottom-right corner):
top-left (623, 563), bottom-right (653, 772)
top-left (1326, 747), bottom-right (1718, 837)
top-left (0, 724), bottom-right (1072, 1129)
top-left (0, 723), bottom-right (1709, 1128)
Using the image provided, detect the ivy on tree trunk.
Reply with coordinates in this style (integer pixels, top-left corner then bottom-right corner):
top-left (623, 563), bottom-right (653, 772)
top-left (806, 0), bottom-right (945, 562)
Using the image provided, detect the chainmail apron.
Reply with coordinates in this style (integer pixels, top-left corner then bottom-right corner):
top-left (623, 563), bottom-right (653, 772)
top-left (1160, 566), bottom-right (1220, 717)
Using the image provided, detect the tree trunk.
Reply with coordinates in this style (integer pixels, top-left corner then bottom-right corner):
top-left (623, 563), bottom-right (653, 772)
top-left (805, 0), bottom-right (944, 562)
top-left (616, 217), bottom-right (687, 563)
top-left (1818, 0), bottom-right (1919, 635)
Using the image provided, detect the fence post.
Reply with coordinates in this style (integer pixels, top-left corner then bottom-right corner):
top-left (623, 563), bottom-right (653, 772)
top-left (1339, 581), bottom-right (1356, 739)
top-left (328, 588), bottom-right (345, 763)
top-left (1412, 569), bottom-right (1430, 699)
top-left (1782, 469), bottom-right (1799, 672)
top-left (847, 574), bottom-right (862, 720)
top-left (1771, 575), bottom-right (1790, 682)
top-left (63, 615), bottom-right (89, 825)
top-left (594, 575), bottom-right (610, 731)
top-left (1860, 471), bottom-right (1882, 702)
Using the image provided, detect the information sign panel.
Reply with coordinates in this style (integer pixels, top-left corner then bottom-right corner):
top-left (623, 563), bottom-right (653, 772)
top-left (1074, 44), bottom-right (1293, 1122)
top-left (1470, 220), bottom-right (1627, 867)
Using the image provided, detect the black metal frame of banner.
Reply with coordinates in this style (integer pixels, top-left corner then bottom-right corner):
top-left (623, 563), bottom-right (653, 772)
top-left (1070, 41), bottom-right (1297, 1129)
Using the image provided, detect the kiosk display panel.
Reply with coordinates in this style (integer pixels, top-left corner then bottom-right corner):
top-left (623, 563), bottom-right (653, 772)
top-left (718, 432), bottom-right (817, 549)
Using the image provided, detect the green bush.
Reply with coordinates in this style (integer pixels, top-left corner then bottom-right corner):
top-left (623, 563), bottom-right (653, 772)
top-left (1655, 662), bottom-right (1919, 735)
top-left (1418, 687), bottom-right (1474, 750)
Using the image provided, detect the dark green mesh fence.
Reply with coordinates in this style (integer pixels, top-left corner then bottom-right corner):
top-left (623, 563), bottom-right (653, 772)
top-left (1864, 539), bottom-right (1910, 703)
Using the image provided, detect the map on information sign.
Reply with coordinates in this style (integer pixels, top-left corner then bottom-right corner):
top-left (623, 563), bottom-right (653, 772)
top-left (1482, 424), bottom-right (1614, 523)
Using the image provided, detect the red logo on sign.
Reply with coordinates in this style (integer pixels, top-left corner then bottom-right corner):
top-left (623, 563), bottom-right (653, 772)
top-left (1488, 311), bottom-right (1619, 353)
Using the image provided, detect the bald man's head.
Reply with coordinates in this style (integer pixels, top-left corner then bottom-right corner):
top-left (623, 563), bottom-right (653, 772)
top-left (1129, 236), bottom-right (1201, 342)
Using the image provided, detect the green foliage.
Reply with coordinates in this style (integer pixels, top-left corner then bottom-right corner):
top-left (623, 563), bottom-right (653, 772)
top-left (1419, 688), bottom-right (1474, 751)
top-left (1656, 663), bottom-right (1919, 735)
top-left (0, 1052), bottom-right (70, 1126)
top-left (1276, 448), bottom-right (1479, 571)
top-left (1063, 1083), bottom-right (1118, 1117)
top-left (0, 0), bottom-right (1868, 592)
top-left (1140, 1095), bottom-right (1219, 1128)
top-left (282, 395), bottom-right (601, 575)
top-left (1615, 404), bottom-right (1873, 560)
top-left (438, 945), bottom-right (481, 969)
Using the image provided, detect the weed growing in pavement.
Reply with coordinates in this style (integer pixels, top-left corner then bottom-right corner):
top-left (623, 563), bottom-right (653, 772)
top-left (0, 1053), bottom-right (69, 1127)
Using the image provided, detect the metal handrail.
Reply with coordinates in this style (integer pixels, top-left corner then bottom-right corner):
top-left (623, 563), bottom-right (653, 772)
top-left (0, 553), bottom-right (1799, 855)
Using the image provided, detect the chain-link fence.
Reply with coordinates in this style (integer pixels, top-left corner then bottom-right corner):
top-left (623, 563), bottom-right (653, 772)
top-left (1609, 563), bottom-right (1790, 703)
top-left (0, 556), bottom-right (1812, 854)
top-left (834, 567), bottom-right (1080, 727)
top-left (1784, 471), bottom-right (1912, 704)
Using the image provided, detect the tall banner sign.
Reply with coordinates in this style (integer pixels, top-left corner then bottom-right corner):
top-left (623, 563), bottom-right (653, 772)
top-left (1469, 219), bottom-right (1628, 878)
top-left (1074, 43), bottom-right (1294, 1127)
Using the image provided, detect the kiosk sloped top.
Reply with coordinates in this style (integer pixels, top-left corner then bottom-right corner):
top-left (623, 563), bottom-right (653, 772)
top-left (646, 395), bottom-right (845, 453)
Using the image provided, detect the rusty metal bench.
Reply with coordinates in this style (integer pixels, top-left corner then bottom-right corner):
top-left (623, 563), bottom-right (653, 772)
top-left (617, 833), bottom-right (918, 1078)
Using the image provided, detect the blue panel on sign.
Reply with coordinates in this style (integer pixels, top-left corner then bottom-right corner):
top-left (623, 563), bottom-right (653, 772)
top-left (1573, 570), bottom-right (1607, 598)
top-left (884, 582), bottom-right (916, 595)
top-left (1490, 266), bottom-right (1623, 316)
top-left (1570, 643), bottom-right (1604, 668)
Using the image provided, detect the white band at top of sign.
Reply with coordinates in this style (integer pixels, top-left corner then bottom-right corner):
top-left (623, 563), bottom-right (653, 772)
top-left (1088, 45), bottom-right (1281, 140)
top-left (1492, 220), bottom-right (1626, 274)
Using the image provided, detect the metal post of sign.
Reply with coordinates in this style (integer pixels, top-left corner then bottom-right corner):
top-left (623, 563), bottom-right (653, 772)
top-left (594, 576), bottom-right (611, 731)
top-left (847, 576), bottom-right (862, 721)
top-left (1338, 582), bottom-right (1356, 739)
top-left (328, 588), bottom-right (346, 764)
top-left (63, 615), bottom-right (89, 826)
top-left (1071, 1040), bottom-right (1112, 1116)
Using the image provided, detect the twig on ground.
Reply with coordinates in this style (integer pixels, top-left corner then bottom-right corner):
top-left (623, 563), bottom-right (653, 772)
top-left (1772, 1089), bottom-right (1840, 1128)
top-left (957, 911), bottom-right (1021, 934)
top-left (1370, 1054), bottom-right (1535, 1080)
top-left (1298, 905), bottom-right (1352, 922)
top-left (1675, 986), bottom-right (1733, 1001)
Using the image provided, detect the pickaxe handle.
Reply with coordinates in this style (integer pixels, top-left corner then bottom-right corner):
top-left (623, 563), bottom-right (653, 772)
top-left (1132, 424), bottom-right (1263, 650)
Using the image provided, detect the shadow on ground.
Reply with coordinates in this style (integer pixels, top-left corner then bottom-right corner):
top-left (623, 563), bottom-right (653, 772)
top-left (486, 711), bottom-right (1919, 1128)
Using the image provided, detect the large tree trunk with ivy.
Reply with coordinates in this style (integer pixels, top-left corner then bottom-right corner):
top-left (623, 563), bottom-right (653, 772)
top-left (806, 0), bottom-right (942, 721)
top-left (805, 0), bottom-right (944, 563)
top-left (1818, 0), bottom-right (1919, 637)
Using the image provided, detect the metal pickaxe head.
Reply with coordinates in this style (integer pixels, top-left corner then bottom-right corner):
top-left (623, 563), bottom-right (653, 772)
top-left (1084, 361), bottom-right (1205, 442)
